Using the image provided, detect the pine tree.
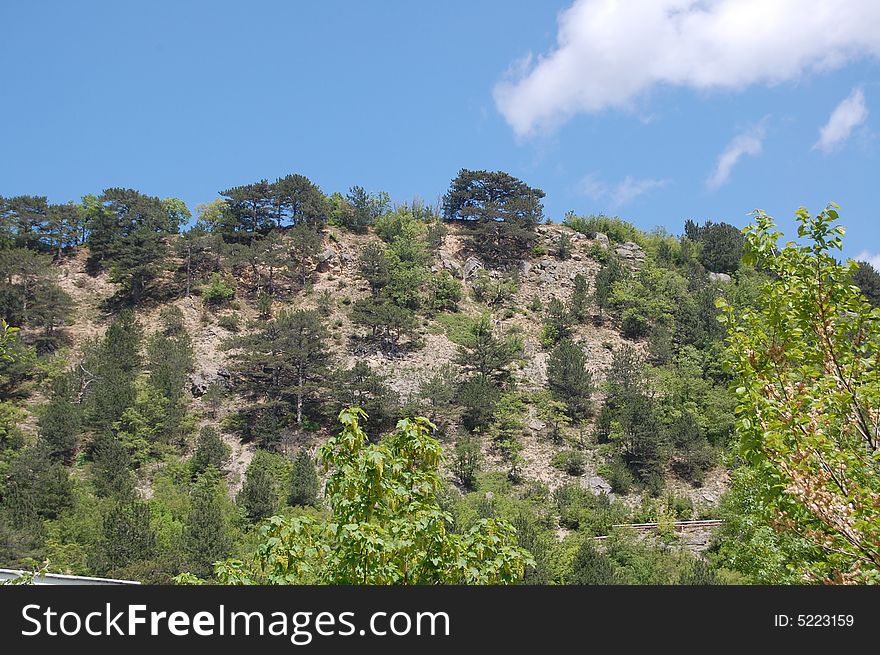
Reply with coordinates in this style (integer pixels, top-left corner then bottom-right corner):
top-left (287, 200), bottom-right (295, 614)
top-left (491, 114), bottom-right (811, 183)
top-left (233, 309), bottom-right (330, 427)
top-left (190, 426), bottom-right (231, 475)
top-left (569, 540), bottom-right (615, 584)
top-left (101, 500), bottom-right (156, 573)
top-left (547, 339), bottom-right (593, 419)
top-left (455, 315), bottom-right (515, 386)
top-left (289, 449), bottom-right (320, 507)
top-left (91, 432), bottom-right (135, 499)
top-left (39, 373), bottom-right (81, 462)
top-left (853, 260), bottom-right (880, 307)
top-left (184, 475), bottom-right (233, 578)
top-left (237, 452), bottom-right (278, 522)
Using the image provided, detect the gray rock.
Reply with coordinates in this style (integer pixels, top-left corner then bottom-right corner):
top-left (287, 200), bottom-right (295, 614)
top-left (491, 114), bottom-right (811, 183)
top-left (586, 476), bottom-right (613, 495)
top-left (463, 256), bottom-right (484, 279)
top-left (316, 248), bottom-right (336, 264)
top-left (439, 251), bottom-right (463, 278)
top-left (520, 260), bottom-right (533, 277)
top-left (708, 271), bottom-right (732, 284)
top-left (615, 241), bottom-right (646, 262)
top-left (594, 232), bottom-right (610, 248)
top-left (527, 418), bottom-right (546, 432)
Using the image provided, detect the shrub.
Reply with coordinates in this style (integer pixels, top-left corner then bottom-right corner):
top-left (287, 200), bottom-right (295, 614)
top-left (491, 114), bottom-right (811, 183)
top-left (216, 313), bottom-right (240, 332)
top-left (202, 273), bottom-right (235, 306)
top-left (452, 434), bottom-right (482, 489)
top-left (552, 449), bottom-right (586, 476)
top-left (598, 459), bottom-right (635, 495)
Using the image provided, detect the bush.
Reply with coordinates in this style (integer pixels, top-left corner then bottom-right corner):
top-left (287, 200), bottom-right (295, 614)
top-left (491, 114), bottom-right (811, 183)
top-left (552, 449), bottom-right (586, 476)
top-left (598, 459), bottom-right (635, 495)
top-left (452, 434), bottom-right (482, 489)
top-left (202, 273), bottom-right (235, 306)
top-left (428, 272), bottom-right (462, 312)
top-left (289, 449), bottom-right (320, 507)
top-left (621, 308), bottom-right (650, 339)
top-left (216, 313), bottom-right (240, 332)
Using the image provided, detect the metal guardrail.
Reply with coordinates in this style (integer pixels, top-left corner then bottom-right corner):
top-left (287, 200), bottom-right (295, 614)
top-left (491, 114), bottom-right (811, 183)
top-left (593, 519), bottom-right (724, 540)
top-left (0, 568), bottom-right (140, 586)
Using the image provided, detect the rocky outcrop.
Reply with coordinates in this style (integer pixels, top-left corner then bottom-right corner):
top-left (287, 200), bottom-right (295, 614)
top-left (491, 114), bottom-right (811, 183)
top-left (708, 271), bottom-right (732, 284)
top-left (615, 241), bottom-right (646, 263)
top-left (463, 256), bottom-right (484, 279)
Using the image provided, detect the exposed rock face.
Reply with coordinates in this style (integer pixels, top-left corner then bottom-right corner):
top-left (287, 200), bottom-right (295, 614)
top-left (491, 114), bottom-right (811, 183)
top-left (615, 241), bottom-right (646, 263)
top-left (316, 248), bottom-right (336, 264)
top-left (708, 271), bottom-right (732, 284)
top-left (463, 256), bottom-right (484, 279)
top-left (594, 232), bottom-right (610, 248)
top-left (439, 251), bottom-right (463, 278)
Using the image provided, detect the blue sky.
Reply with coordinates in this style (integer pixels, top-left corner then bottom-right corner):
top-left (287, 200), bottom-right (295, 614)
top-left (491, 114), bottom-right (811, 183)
top-left (1, 1), bottom-right (878, 263)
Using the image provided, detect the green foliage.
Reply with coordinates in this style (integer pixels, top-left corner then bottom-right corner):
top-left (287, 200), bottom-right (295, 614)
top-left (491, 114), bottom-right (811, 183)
top-left (455, 314), bottom-right (516, 387)
top-left (91, 433), bottom-right (135, 499)
top-left (551, 449), bottom-right (586, 476)
top-left (443, 169), bottom-right (544, 266)
top-left (852, 259), bottom-right (880, 307)
top-left (427, 271), bottom-right (462, 312)
top-left (564, 213), bottom-right (643, 245)
top-left (684, 219), bottom-right (744, 274)
top-left (718, 204), bottom-right (880, 583)
top-left (568, 539), bottom-right (614, 584)
top-left (206, 408), bottom-right (533, 584)
top-left (190, 426), bottom-right (230, 476)
top-left (289, 449), bottom-right (319, 507)
top-left (184, 474), bottom-right (233, 578)
top-left (238, 451), bottom-right (281, 522)
top-left (556, 232), bottom-right (572, 260)
top-left (39, 373), bottom-right (81, 462)
top-left (100, 500), bottom-right (156, 574)
top-left (546, 339), bottom-right (593, 419)
top-left (470, 270), bottom-right (518, 307)
top-left (201, 272), bottom-right (235, 306)
top-left (452, 434), bottom-right (482, 489)
top-left (232, 309), bottom-right (330, 427)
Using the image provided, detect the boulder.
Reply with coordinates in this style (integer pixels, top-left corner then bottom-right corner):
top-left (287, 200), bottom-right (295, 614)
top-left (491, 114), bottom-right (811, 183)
top-left (316, 248), bottom-right (336, 264)
top-left (708, 271), bottom-right (732, 284)
top-left (594, 232), bottom-right (610, 248)
top-left (463, 256), bottom-right (483, 279)
top-left (439, 251), bottom-right (463, 278)
top-left (615, 241), bottom-right (646, 262)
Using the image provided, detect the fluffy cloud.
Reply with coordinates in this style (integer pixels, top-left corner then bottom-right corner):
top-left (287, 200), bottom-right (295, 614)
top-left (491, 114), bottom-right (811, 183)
top-left (706, 120), bottom-right (767, 190)
top-left (814, 87), bottom-right (869, 153)
top-left (578, 173), bottom-right (669, 207)
top-left (855, 250), bottom-right (880, 270)
top-left (494, 0), bottom-right (880, 137)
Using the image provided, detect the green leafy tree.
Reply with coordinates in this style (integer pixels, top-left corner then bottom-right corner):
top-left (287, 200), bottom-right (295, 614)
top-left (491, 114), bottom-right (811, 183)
top-left (718, 205), bottom-right (880, 583)
top-left (684, 219), bottom-right (744, 274)
top-left (204, 409), bottom-right (533, 584)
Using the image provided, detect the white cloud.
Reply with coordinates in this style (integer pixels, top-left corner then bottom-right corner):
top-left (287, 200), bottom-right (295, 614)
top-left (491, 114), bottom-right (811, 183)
top-left (578, 173), bottom-right (669, 207)
top-left (855, 250), bottom-right (880, 270)
top-left (494, 0), bottom-right (880, 137)
top-left (814, 87), bottom-right (868, 153)
top-left (706, 121), bottom-right (767, 190)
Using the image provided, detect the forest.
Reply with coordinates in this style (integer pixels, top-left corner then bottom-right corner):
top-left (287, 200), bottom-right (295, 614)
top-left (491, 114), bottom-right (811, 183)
top-left (0, 169), bottom-right (878, 585)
